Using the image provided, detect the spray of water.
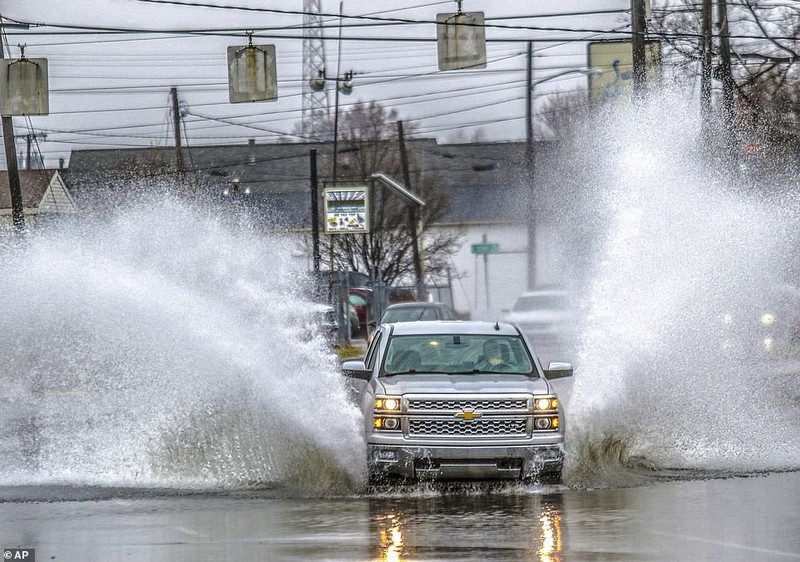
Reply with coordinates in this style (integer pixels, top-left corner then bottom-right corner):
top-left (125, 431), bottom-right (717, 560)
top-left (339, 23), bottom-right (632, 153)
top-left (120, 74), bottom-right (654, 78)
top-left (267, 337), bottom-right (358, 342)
top-left (0, 195), bottom-right (365, 494)
top-left (4, 93), bottom-right (798, 496)
top-left (545, 91), bottom-right (800, 487)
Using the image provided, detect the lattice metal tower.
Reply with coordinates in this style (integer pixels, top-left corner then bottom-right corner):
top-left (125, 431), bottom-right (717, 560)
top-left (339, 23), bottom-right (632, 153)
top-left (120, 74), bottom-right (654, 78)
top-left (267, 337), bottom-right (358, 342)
top-left (302, 0), bottom-right (330, 139)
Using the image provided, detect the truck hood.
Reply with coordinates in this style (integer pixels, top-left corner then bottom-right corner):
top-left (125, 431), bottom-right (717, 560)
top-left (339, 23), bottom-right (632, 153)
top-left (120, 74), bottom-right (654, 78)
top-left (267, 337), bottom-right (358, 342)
top-left (375, 374), bottom-right (551, 396)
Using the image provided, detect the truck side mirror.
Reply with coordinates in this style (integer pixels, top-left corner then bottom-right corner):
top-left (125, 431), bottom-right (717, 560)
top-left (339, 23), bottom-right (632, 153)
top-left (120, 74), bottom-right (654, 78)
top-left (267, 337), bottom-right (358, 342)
top-left (544, 361), bottom-right (573, 379)
top-left (341, 359), bottom-right (372, 381)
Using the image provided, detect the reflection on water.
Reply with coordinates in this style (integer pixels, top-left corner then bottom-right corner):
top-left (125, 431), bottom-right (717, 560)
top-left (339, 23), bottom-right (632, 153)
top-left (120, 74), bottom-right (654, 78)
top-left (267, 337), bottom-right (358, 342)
top-left (377, 512), bottom-right (404, 562)
top-left (370, 491), bottom-right (566, 561)
top-left (537, 503), bottom-right (563, 562)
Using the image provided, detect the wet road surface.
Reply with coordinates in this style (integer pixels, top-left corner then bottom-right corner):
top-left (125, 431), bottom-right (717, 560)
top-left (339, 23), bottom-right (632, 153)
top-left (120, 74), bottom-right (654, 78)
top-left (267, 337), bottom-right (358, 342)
top-left (1, 471), bottom-right (798, 561)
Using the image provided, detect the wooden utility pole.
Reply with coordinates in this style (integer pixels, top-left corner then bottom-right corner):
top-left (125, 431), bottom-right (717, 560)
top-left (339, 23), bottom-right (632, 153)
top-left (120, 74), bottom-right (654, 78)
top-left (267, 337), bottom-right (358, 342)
top-left (397, 120), bottom-right (424, 298)
top-left (170, 87), bottom-right (185, 174)
top-left (0, 27), bottom-right (25, 232)
top-left (23, 132), bottom-right (47, 169)
top-left (1, 117), bottom-right (24, 231)
top-left (525, 41), bottom-right (534, 151)
top-left (310, 149), bottom-right (321, 274)
top-left (631, 0), bottom-right (648, 101)
top-left (525, 40), bottom-right (537, 290)
top-left (701, 0), bottom-right (714, 130)
top-left (717, 0), bottom-right (735, 128)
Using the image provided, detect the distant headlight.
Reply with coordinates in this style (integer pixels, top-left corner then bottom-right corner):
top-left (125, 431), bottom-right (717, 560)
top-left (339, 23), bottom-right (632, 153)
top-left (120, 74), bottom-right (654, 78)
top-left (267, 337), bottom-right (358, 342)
top-left (761, 313), bottom-right (776, 326)
top-left (375, 396), bottom-right (401, 412)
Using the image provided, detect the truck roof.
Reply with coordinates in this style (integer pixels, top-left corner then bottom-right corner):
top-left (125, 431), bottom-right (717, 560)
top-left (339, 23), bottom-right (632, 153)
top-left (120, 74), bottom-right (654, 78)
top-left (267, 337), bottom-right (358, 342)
top-left (386, 320), bottom-right (520, 337)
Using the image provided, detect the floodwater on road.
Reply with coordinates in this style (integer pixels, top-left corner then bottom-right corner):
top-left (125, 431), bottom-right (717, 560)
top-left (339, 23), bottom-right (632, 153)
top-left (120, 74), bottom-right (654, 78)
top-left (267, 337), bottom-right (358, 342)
top-left (1, 471), bottom-right (799, 561)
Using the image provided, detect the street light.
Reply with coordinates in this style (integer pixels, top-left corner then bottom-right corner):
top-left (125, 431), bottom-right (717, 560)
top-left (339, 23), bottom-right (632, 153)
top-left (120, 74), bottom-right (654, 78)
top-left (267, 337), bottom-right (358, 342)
top-left (371, 173), bottom-right (426, 302)
top-left (525, 67), bottom-right (600, 290)
top-left (308, 68), bottom-right (355, 182)
top-left (526, 68), bottom-right (601, 147)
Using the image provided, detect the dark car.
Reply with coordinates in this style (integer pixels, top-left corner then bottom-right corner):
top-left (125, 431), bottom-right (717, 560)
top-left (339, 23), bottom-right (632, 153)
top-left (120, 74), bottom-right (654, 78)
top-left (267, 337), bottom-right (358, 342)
top-left (378, 302), bottom-right (457, 324)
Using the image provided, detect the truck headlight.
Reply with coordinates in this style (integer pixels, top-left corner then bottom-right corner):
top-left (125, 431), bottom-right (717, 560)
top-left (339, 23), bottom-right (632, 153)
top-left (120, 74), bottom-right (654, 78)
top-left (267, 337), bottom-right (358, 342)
top-left (375, 396), bottom-right (401, 412)
top-left (534, 396), bottom-right (558, 412)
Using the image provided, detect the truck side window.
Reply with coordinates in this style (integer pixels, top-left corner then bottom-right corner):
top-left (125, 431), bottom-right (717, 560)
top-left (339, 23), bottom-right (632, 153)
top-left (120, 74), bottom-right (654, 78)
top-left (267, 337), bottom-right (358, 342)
top-left (365, 331), bottom-right (382, 370)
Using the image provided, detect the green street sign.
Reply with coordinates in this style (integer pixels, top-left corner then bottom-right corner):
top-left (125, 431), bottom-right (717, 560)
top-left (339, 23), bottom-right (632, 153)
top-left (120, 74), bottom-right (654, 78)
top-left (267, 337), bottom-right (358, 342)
top-left (471, 243), bottom-right (499, 255)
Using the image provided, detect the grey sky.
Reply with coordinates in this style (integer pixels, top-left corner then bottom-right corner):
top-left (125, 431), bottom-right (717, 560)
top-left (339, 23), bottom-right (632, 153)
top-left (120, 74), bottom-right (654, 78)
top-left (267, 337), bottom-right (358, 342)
top-left (2, 0), bottom-right (630, 167)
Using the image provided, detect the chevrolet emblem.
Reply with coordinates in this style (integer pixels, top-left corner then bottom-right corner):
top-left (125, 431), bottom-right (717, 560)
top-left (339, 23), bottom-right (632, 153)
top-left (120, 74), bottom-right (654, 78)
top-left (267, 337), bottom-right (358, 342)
top-left (455, 409), bottom-right (482, 421)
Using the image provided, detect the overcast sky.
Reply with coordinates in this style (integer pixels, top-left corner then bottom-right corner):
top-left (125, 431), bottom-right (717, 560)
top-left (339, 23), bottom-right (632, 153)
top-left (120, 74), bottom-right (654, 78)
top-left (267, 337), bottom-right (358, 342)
top-left (2, 0), bottom-right (631, 167)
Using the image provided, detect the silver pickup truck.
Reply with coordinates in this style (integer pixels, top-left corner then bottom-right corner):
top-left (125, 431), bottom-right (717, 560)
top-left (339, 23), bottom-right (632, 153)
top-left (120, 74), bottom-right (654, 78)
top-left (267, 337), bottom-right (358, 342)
top-left (342, 320), bottom-right (573, 483)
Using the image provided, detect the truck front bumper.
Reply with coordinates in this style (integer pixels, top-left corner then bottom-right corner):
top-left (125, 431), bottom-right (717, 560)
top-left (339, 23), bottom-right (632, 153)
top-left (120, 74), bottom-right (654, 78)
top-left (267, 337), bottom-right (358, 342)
top-left (368, 443), bottom-right (564, 480)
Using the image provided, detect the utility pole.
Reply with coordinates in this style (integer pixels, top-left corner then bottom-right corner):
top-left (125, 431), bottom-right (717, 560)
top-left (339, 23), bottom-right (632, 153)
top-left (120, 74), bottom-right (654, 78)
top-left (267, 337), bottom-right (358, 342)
top-left (1, 117), bottom-right (24, 231)
top-left (397, 120), bottom-right (424, 298)
top-left (717, 0), bottom-right (735, 129)
top-left (701, 0), bottom-right (714, 132)
top-left (630, 0), bottom-right (648, 101)
top-left (525, 40), bottom-right (536, 290)
top-left (170, 87), bottom-right (185, 174)
top-left (310, 149), bottom-right (321, 274)
top-left (22, 132), bottom-right (47, 169)
top-left (525, 41), bottom-right (534, 151)
top-left (0, 34), bottom-right (25, 232)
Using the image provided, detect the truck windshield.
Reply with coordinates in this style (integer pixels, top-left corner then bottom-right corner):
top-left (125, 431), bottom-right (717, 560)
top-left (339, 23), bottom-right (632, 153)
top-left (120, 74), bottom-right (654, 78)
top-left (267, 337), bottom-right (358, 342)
top-left (382, 334), bottom-right (535, 375)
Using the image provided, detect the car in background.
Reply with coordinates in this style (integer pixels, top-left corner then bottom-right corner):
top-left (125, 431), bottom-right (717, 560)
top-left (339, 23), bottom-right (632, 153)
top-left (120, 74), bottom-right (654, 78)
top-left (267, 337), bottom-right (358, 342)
top-left (717, 282), bottom-right (800, 357)
top-left (292, 302), bottom-right (338, 344)
top-left (341, 320), bottom-right (573, 483)
top-left (503, 289), bottom-right (576, 354)
top-left (378, 302), bottom-right (457, 324)
top-left (348, 287), bottom-right (373, 337)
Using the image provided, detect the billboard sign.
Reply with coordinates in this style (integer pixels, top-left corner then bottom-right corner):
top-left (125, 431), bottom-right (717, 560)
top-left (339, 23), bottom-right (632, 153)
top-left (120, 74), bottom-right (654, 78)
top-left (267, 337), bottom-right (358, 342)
top-left (323, 187), bottom-right (370, 234)
top-left (587, 40), bottom-right (661, 105)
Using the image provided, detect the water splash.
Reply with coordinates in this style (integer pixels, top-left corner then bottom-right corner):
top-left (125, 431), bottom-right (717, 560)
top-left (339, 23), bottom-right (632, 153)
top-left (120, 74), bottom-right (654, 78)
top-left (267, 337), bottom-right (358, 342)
top-left (0, 196), bottom-right (365, 494)
top-left (551, 92), bottom-right (800, 486)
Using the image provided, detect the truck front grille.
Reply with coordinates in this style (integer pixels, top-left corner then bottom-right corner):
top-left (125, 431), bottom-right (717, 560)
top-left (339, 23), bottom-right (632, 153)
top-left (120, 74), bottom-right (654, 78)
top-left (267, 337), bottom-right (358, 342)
top-left (407, 397), bottom-right (529, 412)
top-left (400, 394), bottom-right (534, 439)
top-left (409, 418), bottom-right (527, 437)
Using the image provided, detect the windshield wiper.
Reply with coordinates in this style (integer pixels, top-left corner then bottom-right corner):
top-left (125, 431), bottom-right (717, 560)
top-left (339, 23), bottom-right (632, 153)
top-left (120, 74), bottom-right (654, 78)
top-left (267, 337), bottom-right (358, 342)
top-left (383, 369), bottom-right (418, 376)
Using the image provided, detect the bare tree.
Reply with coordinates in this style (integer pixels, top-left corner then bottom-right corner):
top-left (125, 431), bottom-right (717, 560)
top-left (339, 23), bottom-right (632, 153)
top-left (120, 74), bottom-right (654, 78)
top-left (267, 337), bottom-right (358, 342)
top-left (650, 0), bottom-right (800, 143)
top-left (535, 92), bottom-right (595, 140)
top-left (318, 101), bottom-right (461, 287)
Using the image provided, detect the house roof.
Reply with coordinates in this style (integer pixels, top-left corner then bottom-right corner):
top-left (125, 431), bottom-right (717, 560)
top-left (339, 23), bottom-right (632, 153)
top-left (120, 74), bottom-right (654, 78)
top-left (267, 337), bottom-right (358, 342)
top-left (63, 139), bottom-right (536, 225)
top-left (0, 169), bottom-right (77, 213)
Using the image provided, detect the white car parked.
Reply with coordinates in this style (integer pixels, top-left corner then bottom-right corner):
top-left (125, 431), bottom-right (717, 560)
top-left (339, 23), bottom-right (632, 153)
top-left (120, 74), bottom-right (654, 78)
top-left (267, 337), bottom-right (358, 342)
top-left (503, 289), bottom-right (575, 350)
